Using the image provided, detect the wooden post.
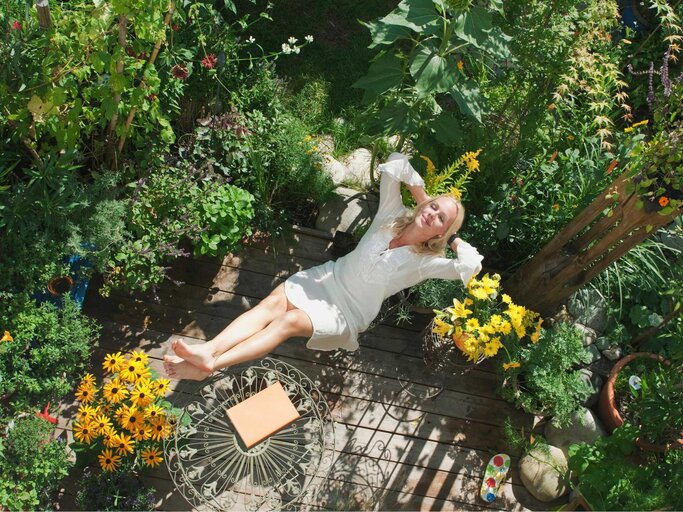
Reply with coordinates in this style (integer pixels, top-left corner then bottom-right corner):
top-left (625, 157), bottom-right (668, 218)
top-left (505, 170), bottom-right (682, 317)
top-left (36, 0), bottom-right (51, 29)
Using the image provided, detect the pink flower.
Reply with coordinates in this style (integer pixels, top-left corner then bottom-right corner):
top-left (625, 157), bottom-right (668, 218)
top-left (201, 54), bottom-right (217, 69)
top-left (171, 64), bottom-right (188, 80)
top-left (12, 20), bottom-right (22, 30)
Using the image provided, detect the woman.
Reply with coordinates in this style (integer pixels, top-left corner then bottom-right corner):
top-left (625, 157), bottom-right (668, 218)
top-left (164, 152), bottom-right (483, 380)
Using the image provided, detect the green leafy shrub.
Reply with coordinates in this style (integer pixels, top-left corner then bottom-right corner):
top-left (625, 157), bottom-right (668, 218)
top-left (568, 423), bottom-right (683, 510)
top-left (0, 297), bottom-right (99, 410)
top-left (0, 415), bottom-right (72, 510)
top-left (499, 322), bottom-right (591, 426)
top-left (75, 461), bottom-right (157, 511)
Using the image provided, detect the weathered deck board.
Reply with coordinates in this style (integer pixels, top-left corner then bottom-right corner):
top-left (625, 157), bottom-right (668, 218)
top-left (55, 228), bottom-right (561, 511)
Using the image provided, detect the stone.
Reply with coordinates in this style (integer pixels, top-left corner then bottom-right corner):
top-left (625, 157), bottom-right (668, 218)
top-left (578, 368), bottom-right (603, 407)
top-left (602, 345), bottom-right (623, 361)
top-left (342, 148), bottom-right (376, 187)
top-left (519, 445), bottom-right (570, 502)
top-left (588, 357), bottom-right (614, 378)
top-left (573, 323), bottom-right (598, 347)
top-left (317, 134), bottom-right (335, 156)
top-left (594, 336), bottom-right (611, 351)
top-left (567, 289), bottom-right (609, 333)
top-left (315, 186), bottom-right (378, 235)
top-left (322, 154), bottom-right (349, 185)
top-left (544, 407), bottom-right (607, 458)
top-left (584, 344), bottom-right (602, 364)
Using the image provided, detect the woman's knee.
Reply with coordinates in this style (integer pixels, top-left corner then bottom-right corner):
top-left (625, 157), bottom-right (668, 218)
top-left (259, 283), bottom-right (288, 312)
top-left (277, 310), bottom-right (313, 337)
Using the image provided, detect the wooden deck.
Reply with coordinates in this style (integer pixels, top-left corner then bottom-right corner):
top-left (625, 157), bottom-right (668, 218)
top-left (55, 227), bottom-right (562, 511)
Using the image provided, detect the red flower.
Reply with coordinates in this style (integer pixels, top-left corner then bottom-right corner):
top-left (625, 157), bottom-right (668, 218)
top-left (201, 54), bottom-right (217, 69)
top-left (146, 93), bottom-right (158, 102)
top-left (659, 196), bottom-right (670, 207)
top-left (172, 24), bottom-right (180, 32)
top-left (12, 20), bottom-right (22, 30)
top-left (171, 64), bottom-right (188, 80)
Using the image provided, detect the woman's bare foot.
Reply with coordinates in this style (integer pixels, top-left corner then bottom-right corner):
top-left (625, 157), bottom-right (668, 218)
top-left (171, 339), bottom-right (215, 373)
top-left (163, 355), bottom-right (211, 381)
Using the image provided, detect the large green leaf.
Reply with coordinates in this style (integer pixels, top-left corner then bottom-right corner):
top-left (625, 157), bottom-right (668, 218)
top-left (404, 0), bottom-right (442, 26)
top-left (366, 19), bottom-right (414, 48)
top-left (370, 100), bottom-right (419, 136)
top-left (453, 6), bottom-right (492, 48)
top-left (450, 79), bottom-right (484, 122)
top-left (480, 26), bottom-right (513, 61)
top-left (353, 53), bottom-right (404, 101)
top-left (409, 46), bottom-right (457, 95)
top-left (431, 111), bottom-right (462, 145)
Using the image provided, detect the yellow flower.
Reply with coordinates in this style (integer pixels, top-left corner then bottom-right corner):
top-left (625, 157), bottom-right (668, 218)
top-left (103, 378), bottom-right (129, 404)
top-left (457, 60), bottom-right (464, 71)
top-left (129, 349), bottom-right (149, 365)
top-left (150, 378), bottom-right (171, 397)
top-left (101, 426), bottom-right (118, 447)
top-left (120, 407), bottom-right (145, 432)
top-left (481, 323), bottom-right (496, 336)
top-left (553, 203), bottom-right (560, 211)
top-left (112, 432), bottom-right (135, 456)
top-left (131, 425), bottom-right (151, 442)
top-left (432, 317), bottom-right (452, 336)
top-left (303, 135), bottom-right (312, 142)
top-left (503, 361), bottom-right (521, 371)
top-left (530, 318), bottom-right (543, 344)
top-left (448, 186), bottom-right (462, 201)
top-left (1, 331), bottom-right (13, 343)
top-left (501, 294), bottom-right (512, 304)
top-left (465, 318), bottom-right (480, 332)
top-left (141, 447), bottom-right (164, 468)
top-left (448, 298), bottom-right (472, 320)
top-left (130, 383), bottom-right (154, 408)
top-left (119, 360), bottom-right (143, 383)
top-left (489, 314), bottom-right (503, 328)
top-left (483, 342), bottom-right (499, 357)
top-left (567, 134), bottom-right (575, 141)
top-left (499, 320), bottom-right (512, 335)
top-left (92, 414), bottom-right (113, 435)
top-left (132, 365), bottom-right (152, 384)
top-left (73, 421), bottom-right (97, 444)
top-left (102, 352), bottom-right (125, 374)
top-left (77, 405), bottom-right (99, 422)
top-left (420, 155), bottom-right (437, 176)
top-left (144, 403), bottom-right (166, 421)
top-left (149, 417), bottom-right (170, 441)
top-left (80, 373), bottom-right (96, 388)
top-left (75, 385), bottom-right (97, 404)
top-left (98, 448), bottom-right (121, 472)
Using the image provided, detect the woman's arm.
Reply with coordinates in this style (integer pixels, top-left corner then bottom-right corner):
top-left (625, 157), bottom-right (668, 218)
top-left (406, 183), bottom-right (430, 205)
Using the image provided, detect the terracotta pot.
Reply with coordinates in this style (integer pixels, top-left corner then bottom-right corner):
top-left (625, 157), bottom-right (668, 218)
top-left (47, 275), bottom-right (73, 296)
top-left (598, 351), bottom-right (682, 451)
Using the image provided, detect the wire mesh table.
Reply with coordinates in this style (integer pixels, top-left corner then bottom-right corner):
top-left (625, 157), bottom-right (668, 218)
top-left (164, 358), bottom-right (335, 511)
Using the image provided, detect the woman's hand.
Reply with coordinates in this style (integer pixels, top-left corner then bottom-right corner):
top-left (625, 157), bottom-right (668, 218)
top-left (448, 235), bottom-right (463, 251)
top-left (406, 183), bottom-right (430, 205)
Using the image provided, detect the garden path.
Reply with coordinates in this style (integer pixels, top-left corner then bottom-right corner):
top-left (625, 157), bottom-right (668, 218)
top-left (54, 227), bottom-right (564, 511)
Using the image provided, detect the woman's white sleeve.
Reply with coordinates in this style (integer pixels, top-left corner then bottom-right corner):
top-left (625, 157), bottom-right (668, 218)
top-left (377, 152), bottom-right (425, 217)
top-left (420, 241), bottom-right (484, 285)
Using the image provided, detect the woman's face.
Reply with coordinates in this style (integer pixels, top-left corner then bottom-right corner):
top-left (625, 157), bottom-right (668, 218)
top-left (414, 197), bottom-right (459, 239)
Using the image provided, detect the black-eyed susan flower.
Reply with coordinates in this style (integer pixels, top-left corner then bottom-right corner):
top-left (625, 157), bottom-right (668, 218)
top-left (77, 404), bottom-right (99, 422)
top-left (120, 407), bottom-right (145, 432)
top-left (92, 414), bottom-right (113, 434)
top-left (98, 448), bottom-right (121, 472)
top-left (130, 383), bottom-right (154, 408)
top-left (119, 360), bottom-right (143, 383)
top-left (75, 385), bottom-right (97, 404)
top-left (73, 421), bottom-right (97, 444)
top-left (131, 425), bottom-right (151, 441)
top-left (113, 432), bottom-right (135, 456)
top-left (144, 404), bottom-right (165, 422)
top-left (150, 378), bottom-right (171, 397)
top-left (102, 352), bottom-right (125, 374)
top-left (101, 425), bottom-right (118, 447)
top-left (132, 365), bottom-right (152, 384)
top-left (80, 373), bottom-right (96, 387)
top-left (103, 378), bottom-right (129, 404)
top-left (149, 417), bottom-right (170, 441)
top-left (140, 447), bottom-right (163, 468)
top-left (128, 350), bottom-right (149, 366)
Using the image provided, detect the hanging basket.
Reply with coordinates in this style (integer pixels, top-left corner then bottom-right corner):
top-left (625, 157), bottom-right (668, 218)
top-left (422, 319), bottom-right (485, 376)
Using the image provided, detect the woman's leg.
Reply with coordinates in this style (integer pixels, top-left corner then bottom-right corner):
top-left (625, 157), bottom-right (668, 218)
top-left (165, 309), bottom-right (313, 380)
top-left (170, 283), bottom-right (289, 371)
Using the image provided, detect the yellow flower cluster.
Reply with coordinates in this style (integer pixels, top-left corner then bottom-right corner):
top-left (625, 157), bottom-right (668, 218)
top-left (1, 331), bottom-right (13, 343)
top-left (623, 119), bottom-right (649, 133)
top-left (422, 149), bottom-right (482, 202)
top-left (73, 351), bottom-right (172, 472)
top-left (432, 274), bottom-right (541, 364)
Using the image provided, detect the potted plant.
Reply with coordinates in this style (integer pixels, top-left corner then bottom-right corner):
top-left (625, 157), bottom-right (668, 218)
top-left (426, 273), bottom-right (542, 372)
top-left (499, 322), bottom-right (592, 427)
top-left (598, 352), bottom-right (683, 451)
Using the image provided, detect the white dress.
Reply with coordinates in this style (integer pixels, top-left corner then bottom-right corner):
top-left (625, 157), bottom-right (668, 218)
top-left (284, 152), bottom-right (484, 351)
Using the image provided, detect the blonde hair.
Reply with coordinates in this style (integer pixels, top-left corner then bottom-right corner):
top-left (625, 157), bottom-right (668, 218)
top-left (388, 195), bottom-right (466, 255)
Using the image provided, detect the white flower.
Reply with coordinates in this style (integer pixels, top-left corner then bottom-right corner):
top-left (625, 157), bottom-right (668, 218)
top-left (287, 36), bottom-right (298, 45)
top-left (305, 35), bottom-right (314, 43)
top-left (293, 46), bottom-right (300, 54)
top-left (281, 43), bottom-right (292, 54)
top-left (247, 36), bottom-right (255, 44)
